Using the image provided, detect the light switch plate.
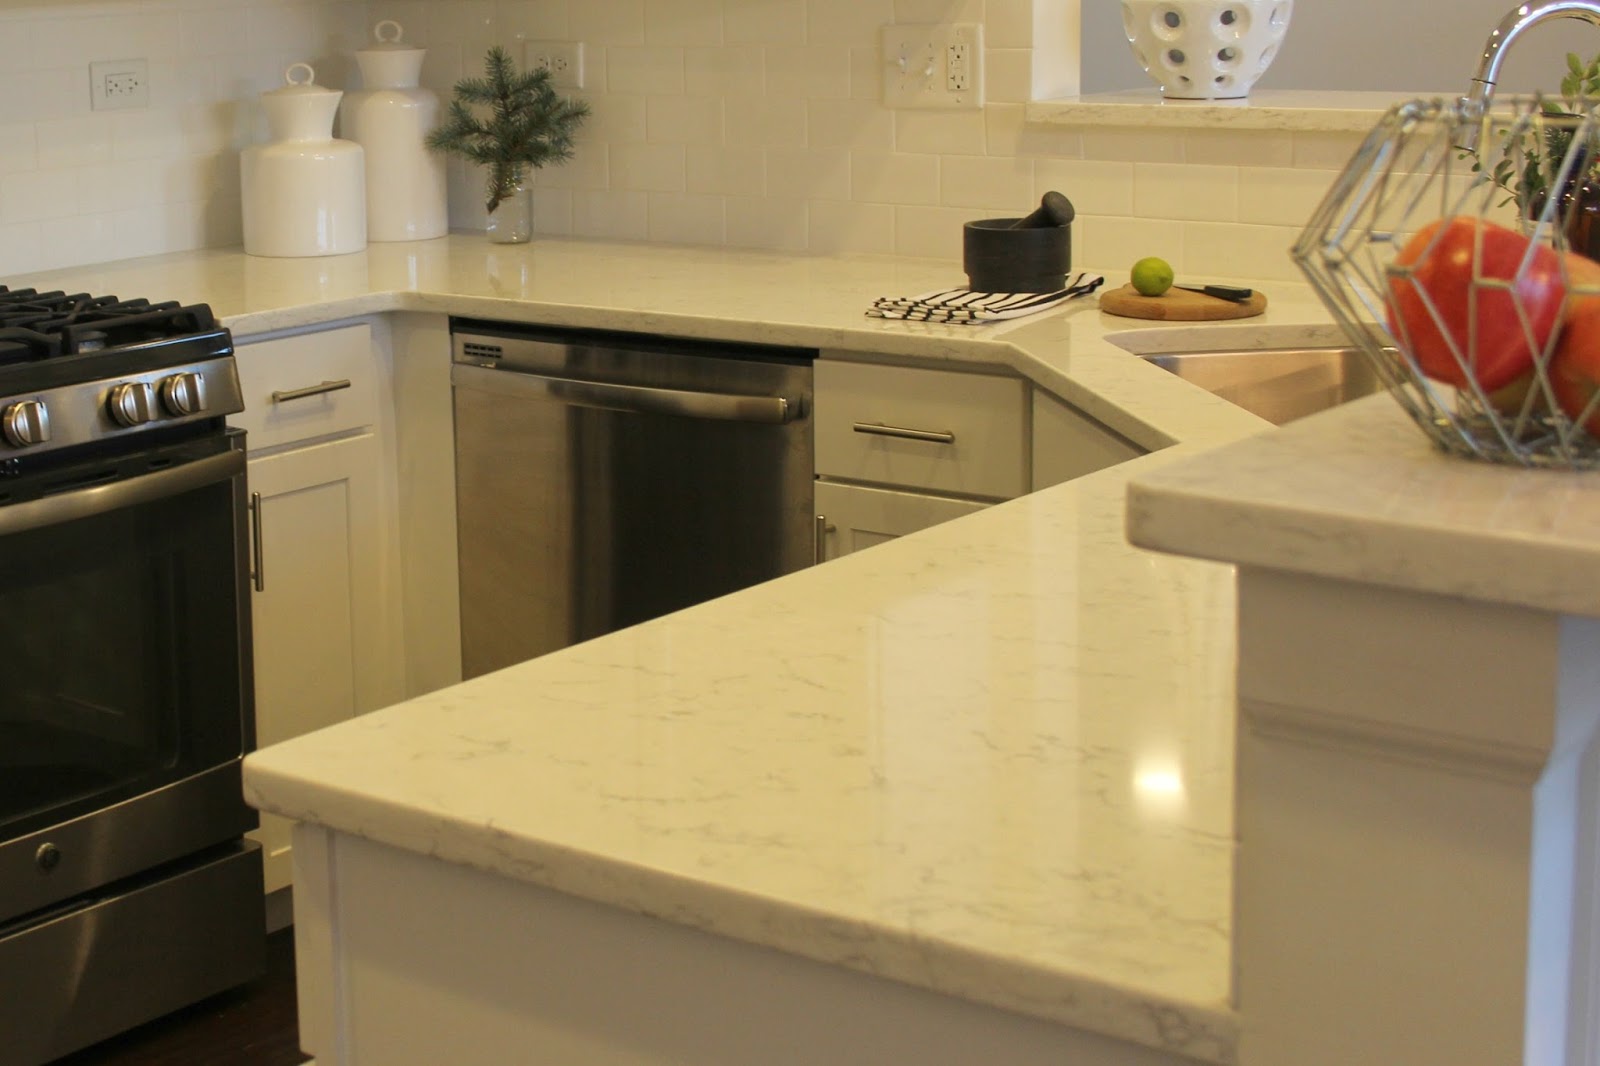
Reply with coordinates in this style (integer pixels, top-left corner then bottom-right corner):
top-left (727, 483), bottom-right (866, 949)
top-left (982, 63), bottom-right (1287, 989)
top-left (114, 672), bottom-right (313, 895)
top-left (880, 23), bottom-right (983, 110)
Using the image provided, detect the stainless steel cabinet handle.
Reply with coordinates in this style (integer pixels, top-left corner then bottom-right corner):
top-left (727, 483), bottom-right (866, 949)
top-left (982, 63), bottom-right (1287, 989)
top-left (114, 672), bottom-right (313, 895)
top-left (249, 491), bottom-right (265, 592)
top-left (272, 379), bottom-right (351, 403)
top-left (814, 514), bottom-right (835, 566)
top-left (451, 362), bottom-right (796, 425)
top-left (851, 421), bottom-right (955, 445)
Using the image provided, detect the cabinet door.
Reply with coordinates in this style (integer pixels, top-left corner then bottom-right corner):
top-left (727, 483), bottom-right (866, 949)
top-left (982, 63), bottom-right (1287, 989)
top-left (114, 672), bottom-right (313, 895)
top-left (1030, 389), bottom-right (1146, 490)
top-left (815, 480), bottom-right (988, 562)
top-left (245, 433), bottom-right (390, 893)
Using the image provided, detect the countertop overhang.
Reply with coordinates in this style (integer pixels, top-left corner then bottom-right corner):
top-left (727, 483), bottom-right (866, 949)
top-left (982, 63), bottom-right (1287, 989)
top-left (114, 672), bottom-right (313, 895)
top-left (7, 236), bottom-right (1352, 1065)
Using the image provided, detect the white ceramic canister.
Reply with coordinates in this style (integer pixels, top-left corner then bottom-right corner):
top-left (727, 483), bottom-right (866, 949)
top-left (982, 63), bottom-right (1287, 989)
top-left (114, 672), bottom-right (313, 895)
top-left (1121, 0), bottom-right (1293, 99)
top-left (242, 63), bottom-right (367, 257)
top-left (340, 21), bottom-right (448, 242)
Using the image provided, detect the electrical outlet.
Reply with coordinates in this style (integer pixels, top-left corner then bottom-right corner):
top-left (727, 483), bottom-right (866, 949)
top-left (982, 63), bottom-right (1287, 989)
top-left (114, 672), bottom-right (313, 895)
top-left (90, 58), bottom-right (149, 111)
top-left (947, 42), bottom-right (970, 92)
top-left (880, 24), bottom-right (983, 109)
top-left (525, 40), bottom-right (585, 91)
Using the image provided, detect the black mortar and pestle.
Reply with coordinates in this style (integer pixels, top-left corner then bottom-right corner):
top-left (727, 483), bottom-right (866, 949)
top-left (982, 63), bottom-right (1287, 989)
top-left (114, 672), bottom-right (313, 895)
top-left (963, 191), bottom-right (1075, 293)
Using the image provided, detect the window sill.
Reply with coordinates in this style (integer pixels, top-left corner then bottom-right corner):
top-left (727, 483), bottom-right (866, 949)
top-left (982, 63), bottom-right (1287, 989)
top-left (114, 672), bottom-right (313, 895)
top-left (1023, 89), bottom-right (1428, 133)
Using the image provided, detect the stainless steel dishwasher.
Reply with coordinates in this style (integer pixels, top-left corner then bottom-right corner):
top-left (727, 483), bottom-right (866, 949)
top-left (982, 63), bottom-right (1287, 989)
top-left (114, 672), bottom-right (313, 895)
top-left (450, 320), bottom-right (815, 679)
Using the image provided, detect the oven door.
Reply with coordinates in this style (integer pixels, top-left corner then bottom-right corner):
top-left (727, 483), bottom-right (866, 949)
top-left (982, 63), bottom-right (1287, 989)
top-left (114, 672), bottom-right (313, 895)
top-left (0, 432), bottom-right (255, 927)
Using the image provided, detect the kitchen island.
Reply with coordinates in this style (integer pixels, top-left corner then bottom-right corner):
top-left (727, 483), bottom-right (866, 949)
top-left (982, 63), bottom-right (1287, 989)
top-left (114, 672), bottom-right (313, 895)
top-left (10, 236), bottom-right (1338, 1064)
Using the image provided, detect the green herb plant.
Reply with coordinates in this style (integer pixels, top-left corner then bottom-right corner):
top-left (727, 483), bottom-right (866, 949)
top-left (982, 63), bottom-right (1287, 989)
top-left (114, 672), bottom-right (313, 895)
top-left (1476, 51), bottom-right (1600, 214)
top-left (426, 46), bottom-right (590, 215)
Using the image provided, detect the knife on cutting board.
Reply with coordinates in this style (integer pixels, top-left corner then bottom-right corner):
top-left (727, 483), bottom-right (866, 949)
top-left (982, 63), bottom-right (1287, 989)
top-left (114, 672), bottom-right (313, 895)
top-left (1173, 283), bottom-right (1253, 302)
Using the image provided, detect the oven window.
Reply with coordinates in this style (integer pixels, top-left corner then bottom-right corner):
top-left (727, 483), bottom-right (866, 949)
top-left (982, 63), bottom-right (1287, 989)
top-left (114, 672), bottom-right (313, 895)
top-left (0, 475), bottom-right (244, 842)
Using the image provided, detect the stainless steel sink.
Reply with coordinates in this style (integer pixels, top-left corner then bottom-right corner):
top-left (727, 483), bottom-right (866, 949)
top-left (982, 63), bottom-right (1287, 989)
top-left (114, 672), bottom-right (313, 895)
top-left (1140, 346), bottom-right (1385, 426)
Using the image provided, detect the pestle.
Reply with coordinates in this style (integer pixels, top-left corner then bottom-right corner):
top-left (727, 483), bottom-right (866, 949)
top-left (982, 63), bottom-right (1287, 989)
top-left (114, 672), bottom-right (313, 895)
top-left (1009, 191), bottom-right (1074, 229)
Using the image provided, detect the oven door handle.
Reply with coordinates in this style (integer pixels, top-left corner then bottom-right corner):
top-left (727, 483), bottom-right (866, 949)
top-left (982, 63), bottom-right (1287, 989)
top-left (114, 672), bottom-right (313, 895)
top-left (0, 449), bottom-right (245, 537)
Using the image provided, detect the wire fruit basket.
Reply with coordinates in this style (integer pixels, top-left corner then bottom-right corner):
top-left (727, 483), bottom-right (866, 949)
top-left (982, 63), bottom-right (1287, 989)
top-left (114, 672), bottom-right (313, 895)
top-left (1293, 93), bottom-right (1600, 469)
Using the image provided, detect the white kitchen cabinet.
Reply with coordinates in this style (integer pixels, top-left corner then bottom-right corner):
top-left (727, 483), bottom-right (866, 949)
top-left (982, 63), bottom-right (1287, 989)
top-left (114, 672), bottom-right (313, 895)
top-left (815, 480), bottom-right (988, 561)
top-left (1029, 388), bottom-right (1146, 491)
top-left (232, 322), bottom-right (404, 895)
top-left (815, 358), bottom-right (1028, 499)
top-left (245, 436), bottom-right (393, 892)
top-left (814, 356), bottom-right (1026, 561)
top-left (289, 825), bottom-right (1197, 1066)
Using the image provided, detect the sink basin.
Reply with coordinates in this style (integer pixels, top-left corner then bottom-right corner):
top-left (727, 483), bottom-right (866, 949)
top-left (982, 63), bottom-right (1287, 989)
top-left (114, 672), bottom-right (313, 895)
top-left (1141, 346), bottom-right (1385, 426)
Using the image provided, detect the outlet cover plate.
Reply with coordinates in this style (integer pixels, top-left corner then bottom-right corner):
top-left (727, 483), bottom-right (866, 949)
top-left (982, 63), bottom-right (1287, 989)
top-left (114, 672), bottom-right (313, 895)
top-left (90, 58), bottom-right (149, 111)
top-left (525, 40), bottom-right (584, 91)
top-left (880, 23), bottom-right (983, 109)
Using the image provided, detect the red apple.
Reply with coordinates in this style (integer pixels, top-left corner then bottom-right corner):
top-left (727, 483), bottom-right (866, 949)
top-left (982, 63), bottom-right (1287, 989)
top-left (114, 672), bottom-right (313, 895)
top-left (1549, 253), bottom-right (1600, 434)
top-left (1387, 217), bottom-right (1568, 391)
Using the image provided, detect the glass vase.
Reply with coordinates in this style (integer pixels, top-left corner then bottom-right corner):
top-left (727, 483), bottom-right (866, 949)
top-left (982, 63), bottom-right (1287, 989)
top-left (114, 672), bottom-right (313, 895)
top-left (486, 179), bottom-right (532, 244)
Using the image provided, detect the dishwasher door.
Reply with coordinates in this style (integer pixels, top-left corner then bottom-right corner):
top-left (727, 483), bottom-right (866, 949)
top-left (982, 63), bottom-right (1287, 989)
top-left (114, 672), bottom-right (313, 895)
top-left (451, 325), bottom-right (815, 679)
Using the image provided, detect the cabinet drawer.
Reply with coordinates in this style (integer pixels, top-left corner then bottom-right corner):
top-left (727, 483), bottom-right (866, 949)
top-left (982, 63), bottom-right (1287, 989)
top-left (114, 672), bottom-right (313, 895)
top-left (231, 323), bottom-right (378, 451)
top-left (815, 479), bottom-right (988, 562)
top-left (815, 360), bottom-right (1027, 499)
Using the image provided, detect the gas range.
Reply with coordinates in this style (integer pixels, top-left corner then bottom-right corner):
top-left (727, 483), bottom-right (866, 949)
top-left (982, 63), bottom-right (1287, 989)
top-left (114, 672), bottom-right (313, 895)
top-left (0, 286), bottom-right (244, 464)
top-left (0, 283), bottom-right (263, 1064)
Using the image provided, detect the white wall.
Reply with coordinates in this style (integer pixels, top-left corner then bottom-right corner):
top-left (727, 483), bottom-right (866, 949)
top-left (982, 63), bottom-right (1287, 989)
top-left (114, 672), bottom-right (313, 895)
top-left (0, 0), bottom-right (369, 278)
top-left (0, 0), bottom-right (1366, 284)
top-left (406, 0), bottom-right (1361, 283)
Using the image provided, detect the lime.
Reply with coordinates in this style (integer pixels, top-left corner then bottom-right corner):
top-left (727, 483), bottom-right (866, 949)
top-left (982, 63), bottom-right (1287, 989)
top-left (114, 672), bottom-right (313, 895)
top-left (1130, 257), bottom-right (1175, 297)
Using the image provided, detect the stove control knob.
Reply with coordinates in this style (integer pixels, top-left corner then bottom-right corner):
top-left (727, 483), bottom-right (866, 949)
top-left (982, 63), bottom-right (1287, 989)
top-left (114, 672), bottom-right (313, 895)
top-left (1, 400), bottom-right (50, 448)
top-left (108, 382), bottom-right (156, 427)
top-left (160, 372), bottom-right (207, 416)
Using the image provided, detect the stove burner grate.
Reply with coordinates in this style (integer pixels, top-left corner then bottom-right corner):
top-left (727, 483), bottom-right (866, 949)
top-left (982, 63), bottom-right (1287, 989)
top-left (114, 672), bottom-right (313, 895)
top-left (0, 286), bottom-right (218, 364)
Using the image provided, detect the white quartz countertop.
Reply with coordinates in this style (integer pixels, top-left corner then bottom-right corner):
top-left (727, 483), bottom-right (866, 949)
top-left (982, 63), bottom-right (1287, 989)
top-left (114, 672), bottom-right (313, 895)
top-left (18, 236), bottom-right (1338, 456)
top-left (8, 236), bottom-right (1350, 1064)
top-left (1127, 393), bottom-right (1600, 617)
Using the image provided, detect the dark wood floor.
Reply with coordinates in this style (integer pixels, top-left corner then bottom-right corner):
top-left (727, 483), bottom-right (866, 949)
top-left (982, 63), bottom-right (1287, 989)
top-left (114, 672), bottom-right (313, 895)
top-left (52, 928), bottom-right (308, 1066)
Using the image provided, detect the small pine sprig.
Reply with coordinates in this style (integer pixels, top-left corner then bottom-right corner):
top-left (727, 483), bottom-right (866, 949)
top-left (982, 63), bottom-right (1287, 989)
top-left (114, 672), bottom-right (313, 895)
top-left (426, 46), bottom-right (590, 215)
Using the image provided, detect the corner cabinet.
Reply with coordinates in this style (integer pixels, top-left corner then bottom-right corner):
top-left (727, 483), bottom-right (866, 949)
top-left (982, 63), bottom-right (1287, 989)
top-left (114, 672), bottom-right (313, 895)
top-left (1029, 388), bottom-right (1145, 491)
top-left (231, 321), bottom-right (405, 895)
top-left (813, 357), bottom-right (1147, 562)
top-left (813, 358), bottom-right (1027, 562)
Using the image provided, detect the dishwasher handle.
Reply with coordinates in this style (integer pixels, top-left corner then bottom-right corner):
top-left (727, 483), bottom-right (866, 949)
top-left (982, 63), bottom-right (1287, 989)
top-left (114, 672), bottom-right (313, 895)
top-left (452, 362), bottom-right (798, 425)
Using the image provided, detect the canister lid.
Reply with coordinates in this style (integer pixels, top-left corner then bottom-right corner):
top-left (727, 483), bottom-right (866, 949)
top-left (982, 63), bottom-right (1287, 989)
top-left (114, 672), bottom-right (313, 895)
top-left (358, 20), bottom-right (421, 52)
top-left (355, 21), bottom-right (427, 88)
top-left (260, 64), bottom-right (344, 140)
top-left (263, 62), bottom-right (340, 98)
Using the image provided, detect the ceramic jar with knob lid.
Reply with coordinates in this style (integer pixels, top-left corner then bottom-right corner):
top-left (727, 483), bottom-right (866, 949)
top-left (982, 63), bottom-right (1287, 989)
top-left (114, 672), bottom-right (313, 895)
top-left (340, 20), bottom-right (448, 242)
top-left (241, 63), bottom-right (367, 257)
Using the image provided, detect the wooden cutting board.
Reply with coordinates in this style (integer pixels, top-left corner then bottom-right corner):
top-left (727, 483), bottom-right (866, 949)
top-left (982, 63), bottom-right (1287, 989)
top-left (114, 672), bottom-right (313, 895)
top-left (1099, 283), bottom-right (1267, 320)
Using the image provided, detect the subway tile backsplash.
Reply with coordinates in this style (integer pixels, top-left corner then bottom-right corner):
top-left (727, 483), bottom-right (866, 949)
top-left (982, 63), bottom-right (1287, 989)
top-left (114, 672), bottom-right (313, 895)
top-left (0, 0), bottom-right (1360, 281)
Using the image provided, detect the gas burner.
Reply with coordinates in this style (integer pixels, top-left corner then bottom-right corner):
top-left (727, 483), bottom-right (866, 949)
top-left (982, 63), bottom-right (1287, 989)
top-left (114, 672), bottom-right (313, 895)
top-left (0, 283), bottom-right (239, 459)
top-left (0, 286), bottom-right (218, 364)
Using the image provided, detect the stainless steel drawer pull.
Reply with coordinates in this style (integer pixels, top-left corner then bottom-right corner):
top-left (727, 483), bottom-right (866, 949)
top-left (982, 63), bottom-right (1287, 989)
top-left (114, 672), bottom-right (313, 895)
top-left (271, 379), bottom-right (352, 403)
top-left (815, 514), bottom-right (834, 566)
top-left (249, 491), bottom-right (265, 592)
top-left (851, 421), bottom-right (955, 445)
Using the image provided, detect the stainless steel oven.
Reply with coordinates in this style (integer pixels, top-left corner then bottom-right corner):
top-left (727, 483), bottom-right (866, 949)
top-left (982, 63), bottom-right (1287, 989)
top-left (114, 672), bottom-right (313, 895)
top-left (0, 289), bottom-right (263, 1065)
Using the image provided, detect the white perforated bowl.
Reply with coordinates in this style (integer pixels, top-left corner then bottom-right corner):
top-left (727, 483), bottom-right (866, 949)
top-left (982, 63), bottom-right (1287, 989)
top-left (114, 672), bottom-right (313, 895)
top-left (1120, 0), bottom-right (1293, 99)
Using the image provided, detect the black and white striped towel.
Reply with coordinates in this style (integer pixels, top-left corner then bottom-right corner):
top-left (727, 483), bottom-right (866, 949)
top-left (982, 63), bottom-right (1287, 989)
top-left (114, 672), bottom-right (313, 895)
top-left (867, 273), bottom-right (1105, 324)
